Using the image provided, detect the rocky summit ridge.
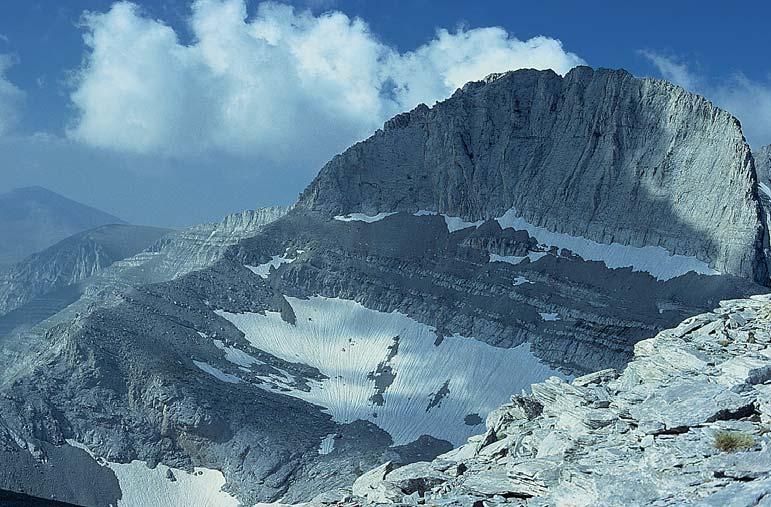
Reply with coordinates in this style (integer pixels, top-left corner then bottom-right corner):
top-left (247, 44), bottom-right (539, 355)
top-left (300, 67), bottom-right (769, 282)
top-left (311, 294), bottom-right (771, 506)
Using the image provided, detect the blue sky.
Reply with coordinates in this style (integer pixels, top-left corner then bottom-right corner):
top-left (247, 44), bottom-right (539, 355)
top-left (1, 0), bottom-right (770, 226)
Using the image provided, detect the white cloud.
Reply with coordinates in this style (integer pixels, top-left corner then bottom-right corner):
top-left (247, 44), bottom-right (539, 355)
top-left (638, 50), bottom-right (700, 91)
top-left (68, 0), bottom-right (584, 160)
top-left (711, 74), bottom-right (771, 148)
top-left (640, 50), bottom-right (771, 148)
top-left (0, 54), bottom-right (24, 135)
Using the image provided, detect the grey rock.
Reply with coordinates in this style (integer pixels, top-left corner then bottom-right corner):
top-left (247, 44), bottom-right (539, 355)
top-left (385, 461), bottom-right (449, 495)
top-left (328, 295), bottom-right (771, 506)
top-left (300, 67), bottom-right (768, 281)
top-left (0, 224), bottom-right (170, 317)
top-left (628, 380), bottom-right (754, 432)
top-left (462, 469), bottom-right (528, 497)
top-left (755, 144), bottom-right (771, 186)
top-left (352, 462), bottom-right (402, 503)
top-left (2, 68), bottom-right (771, 506)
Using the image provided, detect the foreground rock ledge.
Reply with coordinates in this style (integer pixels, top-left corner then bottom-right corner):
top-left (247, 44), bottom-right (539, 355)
top-left (311, 294), bottom-right (771, 506)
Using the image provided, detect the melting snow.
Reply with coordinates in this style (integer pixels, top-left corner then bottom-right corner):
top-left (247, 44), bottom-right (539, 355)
top-left (245, 253), bottom-right (297, 279)
top-left (216, 297), bottom-right (563, 446)
top-left (318, 433), bottom-right (337, 455)
top-left (413, 209), bottom-right (718, 280)
top-left (212, 340), bottom-right (263, 368)
top-left (193, 360), bottom-right (241, 384)
top-left (334, 212), bottom-right (397, 223)
top-left (489, 252), bottom-right (548, 265)
top-left (413, 210), bottom-right (483, 232)
top-left (495, 209), bottom-right (718, 281)
top-left (539, 312), bottom-right (561, 322)
top-left (66, 440), bottom-right (239, 507)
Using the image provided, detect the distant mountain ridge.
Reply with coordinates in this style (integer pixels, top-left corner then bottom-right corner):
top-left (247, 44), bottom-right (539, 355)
top-left (0, 186), bottom-right (125, 267)
top-left (0, 223), bottom-right (171, 318)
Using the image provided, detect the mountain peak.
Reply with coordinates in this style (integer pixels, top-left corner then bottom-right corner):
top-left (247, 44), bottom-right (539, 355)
top-left (299, 66), bottom-right (766, 282)
top-left (0, 186), bottom-right (126, 266)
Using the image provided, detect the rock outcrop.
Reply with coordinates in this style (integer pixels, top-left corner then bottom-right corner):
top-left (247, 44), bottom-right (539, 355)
top-left (317, 295), bottom-right (771, 506)
top-left (756, 145), bottom-right (771, 192)
top-left (299, 67), bottom-right (768, 282)
top-left (92, 206), bottom-right (291, 288)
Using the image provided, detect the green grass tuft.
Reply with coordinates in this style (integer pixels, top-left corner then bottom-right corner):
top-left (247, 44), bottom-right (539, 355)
top-left (713, 431), bottom-right (755, 453)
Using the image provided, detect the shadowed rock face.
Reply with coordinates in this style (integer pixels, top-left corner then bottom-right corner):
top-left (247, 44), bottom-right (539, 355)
top-left (300, 67), bottom-right (768, 282)
top-left (756, 144), bottom-right (771, 185)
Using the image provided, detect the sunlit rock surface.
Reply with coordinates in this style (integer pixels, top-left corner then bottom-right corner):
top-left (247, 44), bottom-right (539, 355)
top-left (315, 295), bottom-right (771, 506)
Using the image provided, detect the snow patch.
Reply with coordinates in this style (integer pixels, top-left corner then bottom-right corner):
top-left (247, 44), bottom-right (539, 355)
top-left (513, 276), bottom-right (534, 286)
top-left (413, 210), bottom-right (482, 232)
top-left (495, 209), bottom-right (718, 281)
top-left (245, 253), bottom-right (297, 279)
top-left (65, 440), bottom-right (238, 507)
top-left (539, 312), bottom-right (560, 322)
top-left (334, 212), bottom-right (397, 223)
top-left (318, 433), bottom-right (337, 455)
top-left (213, 339), bottom-right (263, 368)
top-left (759, 182), bottom-right (771, 199)
top-left (216, 297), bottom-right (563, 446)
top-left (193, 360), bottom-right (241, 384)
top-left (489, 252), bottom-right (547, 265)
top-left (415, 208), bottom-right (719, 279)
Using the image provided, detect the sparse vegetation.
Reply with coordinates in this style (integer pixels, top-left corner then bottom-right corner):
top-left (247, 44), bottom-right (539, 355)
top-left (713, 431), bottom-right (755, 452)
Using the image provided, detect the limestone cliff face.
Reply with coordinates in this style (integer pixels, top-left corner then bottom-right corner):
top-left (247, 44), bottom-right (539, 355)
top-left (299, 67), bottom-right (768, 282)
top-left (756, 144), bottom-right (771, 185)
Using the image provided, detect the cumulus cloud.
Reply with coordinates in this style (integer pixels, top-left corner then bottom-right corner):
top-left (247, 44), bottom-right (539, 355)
top-left (640, 50), bottom-right (771, 147)
top-left (68, 0), bottom-right (584, 161)
top-left (0, 54), bottom-right (24, 135)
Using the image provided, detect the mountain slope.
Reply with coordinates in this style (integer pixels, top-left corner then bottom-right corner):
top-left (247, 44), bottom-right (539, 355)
top-left (0, 206), bottom-right (289, 385)
top-left (0, 186), bottom-right (125, 268)
top-left (0, 224), bottom-right (170, 316)
top-left (300, 67), bottom-right (768, 282)
top-left (323, 294), bottom-right (771, 506)
top-left (0, 68), bottom-right (768, 505)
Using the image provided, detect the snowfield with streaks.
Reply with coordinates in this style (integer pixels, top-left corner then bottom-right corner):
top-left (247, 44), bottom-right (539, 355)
top-left (216, 296), bottom-right (563, 446)
top-left (66, 440), bottom-right (239, 507)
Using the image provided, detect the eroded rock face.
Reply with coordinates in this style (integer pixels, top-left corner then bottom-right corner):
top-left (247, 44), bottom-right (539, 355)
top-left (300, 67), bottom-right (768, 281)
top-left (318, 295), bottom-right (771, 506)
top-left (756, 144), bottom-right (771, 186)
